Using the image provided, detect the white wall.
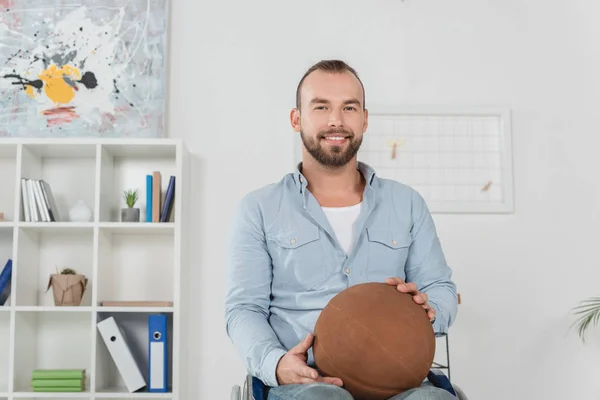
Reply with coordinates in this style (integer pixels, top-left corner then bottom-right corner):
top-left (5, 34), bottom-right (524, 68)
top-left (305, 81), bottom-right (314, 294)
top-left (167, 1), bottom-right (600, 398)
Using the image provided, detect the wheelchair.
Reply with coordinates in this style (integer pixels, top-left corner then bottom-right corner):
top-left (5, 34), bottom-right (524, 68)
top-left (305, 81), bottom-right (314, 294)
top-left (230, 334), bottom-right (468, 400)
top-left (231, 371), bottom-right (468, 400)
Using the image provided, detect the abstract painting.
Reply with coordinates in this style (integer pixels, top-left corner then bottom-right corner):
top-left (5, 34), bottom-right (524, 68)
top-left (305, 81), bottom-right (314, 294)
top-left (0, 0), bottom-right (168, 137)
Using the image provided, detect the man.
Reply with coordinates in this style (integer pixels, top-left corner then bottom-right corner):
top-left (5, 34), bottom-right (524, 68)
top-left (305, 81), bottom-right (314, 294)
top-left (225, 60), bottom-right (458, 400)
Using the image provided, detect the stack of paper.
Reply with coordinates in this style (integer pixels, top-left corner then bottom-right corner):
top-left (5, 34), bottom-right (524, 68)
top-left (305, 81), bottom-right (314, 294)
top-left (31, 369), bottom-right (85, 392)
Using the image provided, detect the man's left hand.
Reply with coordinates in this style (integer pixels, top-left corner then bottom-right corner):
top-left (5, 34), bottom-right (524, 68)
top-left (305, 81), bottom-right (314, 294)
top-left (385, 277), bottom-right (436, 322)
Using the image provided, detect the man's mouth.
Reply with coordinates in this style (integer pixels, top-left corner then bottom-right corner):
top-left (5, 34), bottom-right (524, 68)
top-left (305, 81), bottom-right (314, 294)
top-left (321, 134), bottom-right (350, 144)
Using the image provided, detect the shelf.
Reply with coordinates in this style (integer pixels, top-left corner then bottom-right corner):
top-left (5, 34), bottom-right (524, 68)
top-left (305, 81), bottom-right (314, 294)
top-left (94, 391), bottom-right (173, 398)
top-left (96, 229), bottom-right (174, 304)
top-left (15, 227), bottom-right (94, 307)
top-left (0, 138), bottom-right (187, 399)
top-left (12, 311), bottom-right (92, 393)
top-left (0, 312), bottom-right (9, 392)
top-left (18, 222), bottom-right (95, 232)
top-left (15, 306), bottom-right (93, 312)
top-left (98, 144), bottom-right (177, 223)
top-left (94, 312), bottom-right (173, 395)
top-left (19, 143), bottom-right (96, 224)
top-left (98, 223), bottom-right (174, 234)
top-left (97, 307), bottom-right (174, 313)
top-left (94, 393), bottom-right (173, 399)
top-left (0, 143), bottom-right (17, 223)
top-left (0, 226), bottom-right (13, 265)
top-left (11, 393), bottom-right (90, 399)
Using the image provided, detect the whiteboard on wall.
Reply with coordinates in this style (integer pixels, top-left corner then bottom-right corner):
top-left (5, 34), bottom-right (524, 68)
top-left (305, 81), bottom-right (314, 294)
top-left (293, 105), bottom-right (514, 214)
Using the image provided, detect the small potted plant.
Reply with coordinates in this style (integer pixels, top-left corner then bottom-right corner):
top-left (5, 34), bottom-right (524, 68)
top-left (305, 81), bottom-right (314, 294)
top-left (46, 267), bottom-right (88, 306)
top-left (121, 189), bottom-right (140, 222)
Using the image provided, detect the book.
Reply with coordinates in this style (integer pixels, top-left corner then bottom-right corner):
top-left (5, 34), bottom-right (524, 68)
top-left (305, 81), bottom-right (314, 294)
top-left (146, 174), bottom-right (153, 222)
top-left (31, 379), bottom-right (83, 388)
top-left (152, 171), bottom-right (161, 222)
top-left (31, 369), bottom-right (85, 380)
top-left (160, 176), bottom-right (175, 222)
top-left (100, 300), bottom-right (173, 307)
top-left (0, 259), bottom-right (12, 306)
top-left (33, 386), bottom-right (83, 392)
top-left (20, 178), bottom-right (59, 222)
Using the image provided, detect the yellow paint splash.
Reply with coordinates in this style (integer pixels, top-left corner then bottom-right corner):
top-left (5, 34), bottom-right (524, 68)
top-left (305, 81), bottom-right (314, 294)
top-left (25, 85), bottom-right (34, 98)
top-left (37, 64), bottom-right (82, 105)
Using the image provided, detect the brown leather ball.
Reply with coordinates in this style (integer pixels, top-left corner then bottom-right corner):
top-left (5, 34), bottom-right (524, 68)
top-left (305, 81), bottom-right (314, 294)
top-left (313, 282), bottom-right (436, 400)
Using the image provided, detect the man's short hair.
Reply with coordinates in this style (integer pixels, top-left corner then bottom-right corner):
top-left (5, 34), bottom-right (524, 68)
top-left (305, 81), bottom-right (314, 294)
top-left (295, 60), bottom-right (365, 110)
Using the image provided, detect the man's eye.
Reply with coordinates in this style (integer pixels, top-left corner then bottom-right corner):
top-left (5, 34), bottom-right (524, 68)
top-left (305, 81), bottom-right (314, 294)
top-left (315, 106), bottom-right (326, 110)
top-left (344, 106), bottom-right (356, 111)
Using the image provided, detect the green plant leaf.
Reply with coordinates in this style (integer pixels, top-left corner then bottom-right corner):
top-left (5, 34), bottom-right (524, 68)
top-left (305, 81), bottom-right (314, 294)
top-left (60, 268), bottom-right (76, 275)
top-left (122, 188), bottom-right (139, 208)
top-left (571, 297), bottom-right (600, 342)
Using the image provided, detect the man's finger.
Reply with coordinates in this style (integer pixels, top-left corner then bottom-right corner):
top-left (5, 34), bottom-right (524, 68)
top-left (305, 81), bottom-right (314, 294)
top-left (297, 377), bottom-right (317, 384)
top-left (428, 309), bottom-right (436, 321)
top-left (397, 282), bottom-right (418, 294)
top-left (413, 292), bottom-right (428, 305)
top-left (319, 376), bottom-right (344, 387)
top-left (291, 334), bottom-right (314, 354)
top-left (385, 277), bottom-right (405, 286)
top-left (299, 366), bottom-right (318, 380)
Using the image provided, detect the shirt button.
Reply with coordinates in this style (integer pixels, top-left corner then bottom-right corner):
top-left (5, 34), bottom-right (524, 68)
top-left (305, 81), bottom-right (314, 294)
top-left (290, 238), bottom-right (296, 244)
top-left (392, 240), bottom-right (397, 245)
top-left (345, 268), bottom-right (350, 274)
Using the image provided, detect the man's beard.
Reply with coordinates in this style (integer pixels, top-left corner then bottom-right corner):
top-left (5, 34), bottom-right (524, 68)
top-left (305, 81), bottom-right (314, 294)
top-left (300, 128), bottom-right (362, 168)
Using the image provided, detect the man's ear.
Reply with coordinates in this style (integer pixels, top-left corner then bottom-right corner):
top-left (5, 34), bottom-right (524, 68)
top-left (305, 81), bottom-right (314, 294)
top-left (290, 108), bottom-right (301, 133)
top-left (363, 108), bottom-right (369, 132)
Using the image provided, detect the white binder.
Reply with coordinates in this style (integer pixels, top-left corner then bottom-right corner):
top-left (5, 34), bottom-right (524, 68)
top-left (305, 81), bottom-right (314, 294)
top-left (97, 317), bottom-right (146, 392)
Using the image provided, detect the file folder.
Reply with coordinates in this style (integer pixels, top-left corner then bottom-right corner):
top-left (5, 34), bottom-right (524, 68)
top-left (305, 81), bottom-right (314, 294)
top-left (97, 317), bottom-right (146, 392)
top-left (148, 314), bottom-right (168, 392)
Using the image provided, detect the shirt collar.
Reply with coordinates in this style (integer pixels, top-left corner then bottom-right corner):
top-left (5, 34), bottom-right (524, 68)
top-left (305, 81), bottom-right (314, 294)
top-left (294, 161), bottom-right (377, 193)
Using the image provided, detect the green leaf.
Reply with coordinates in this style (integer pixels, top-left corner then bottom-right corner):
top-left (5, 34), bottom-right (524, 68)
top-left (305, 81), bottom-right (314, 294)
top-left (122, 188), bottom-right (139, 208)
top-left (571, 297), bottom-right (600, 342)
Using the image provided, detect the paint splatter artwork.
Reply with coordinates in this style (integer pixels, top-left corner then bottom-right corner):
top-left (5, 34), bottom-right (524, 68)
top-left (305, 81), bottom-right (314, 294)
top-left (0, 0), bottom-right (168, 137)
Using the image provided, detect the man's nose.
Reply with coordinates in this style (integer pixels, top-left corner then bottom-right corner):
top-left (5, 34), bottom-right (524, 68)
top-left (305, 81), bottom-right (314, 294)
top-left (327, 109), bottom-right (343, 126)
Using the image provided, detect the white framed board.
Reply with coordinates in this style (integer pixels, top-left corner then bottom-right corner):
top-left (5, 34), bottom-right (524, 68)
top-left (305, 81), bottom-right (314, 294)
top-left (293, 105), bottom-right (514, 214)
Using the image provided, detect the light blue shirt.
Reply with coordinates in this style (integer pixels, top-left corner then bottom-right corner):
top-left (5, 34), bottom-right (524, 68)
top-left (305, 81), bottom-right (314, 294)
top-left (224, 161), bottom-right (458, 388)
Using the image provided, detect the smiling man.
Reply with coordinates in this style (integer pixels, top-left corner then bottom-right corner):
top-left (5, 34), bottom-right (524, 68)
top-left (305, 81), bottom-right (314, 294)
top-left (225, 60), bottom-right (458, 400)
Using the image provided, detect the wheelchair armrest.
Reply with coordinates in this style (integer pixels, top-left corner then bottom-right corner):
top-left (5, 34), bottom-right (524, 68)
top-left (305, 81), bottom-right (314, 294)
top-left (231, 384), bottom-right (241, 400)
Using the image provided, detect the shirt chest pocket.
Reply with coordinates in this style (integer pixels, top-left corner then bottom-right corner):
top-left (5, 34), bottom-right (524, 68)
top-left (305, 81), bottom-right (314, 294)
top-left (365, 228), bottom-right (411, 281)
top-left (267, 226), bottom-right (328, 291)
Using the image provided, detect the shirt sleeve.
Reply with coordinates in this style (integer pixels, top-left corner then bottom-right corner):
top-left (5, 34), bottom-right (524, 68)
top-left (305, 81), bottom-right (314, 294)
top-left (405, 190), bottom-right (458, 336)
top-left (224, 193), bottom-right (288, 387)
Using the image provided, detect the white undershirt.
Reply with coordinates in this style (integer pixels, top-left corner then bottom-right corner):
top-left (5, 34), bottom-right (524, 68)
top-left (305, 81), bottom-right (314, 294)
top-left (321, 202), bottom-right (362, 254)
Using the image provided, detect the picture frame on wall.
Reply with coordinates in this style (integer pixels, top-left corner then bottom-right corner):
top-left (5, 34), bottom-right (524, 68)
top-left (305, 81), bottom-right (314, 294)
top-left (0, 0), bottom-right (169, 138)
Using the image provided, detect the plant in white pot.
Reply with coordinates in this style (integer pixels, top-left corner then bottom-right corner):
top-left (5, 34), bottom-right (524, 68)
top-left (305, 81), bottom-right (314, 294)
top-left (121, 189), bottom-right (140, 222)
top-left (571, 296), bottom-right (600, 342)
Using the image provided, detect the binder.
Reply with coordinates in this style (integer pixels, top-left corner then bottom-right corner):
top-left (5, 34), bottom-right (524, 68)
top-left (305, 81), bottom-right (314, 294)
top-left (97, 317), bottom-right (146, 392)
top-left (148, 314), bottom-right (168, 392)
top-left (0, 259), bottom-right (12, 306)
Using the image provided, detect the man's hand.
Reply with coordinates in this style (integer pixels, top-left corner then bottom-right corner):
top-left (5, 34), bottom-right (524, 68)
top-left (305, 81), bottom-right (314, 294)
top-left (385, 277), bottom-right (436, 322)
top-left (275, 333), bottom-right (343, 387)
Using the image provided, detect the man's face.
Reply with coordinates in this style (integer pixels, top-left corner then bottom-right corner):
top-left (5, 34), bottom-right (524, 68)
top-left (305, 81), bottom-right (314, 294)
top-left (291, 70), bottom-right (368, 168)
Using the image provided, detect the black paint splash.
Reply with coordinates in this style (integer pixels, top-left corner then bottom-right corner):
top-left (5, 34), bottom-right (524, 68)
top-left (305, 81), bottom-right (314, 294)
top-left (2, 70), bottom-right (97, 94)
top-left (2, 74), bottom-right (43, 91)
top-left (79, 71), bottom-right (97, 89)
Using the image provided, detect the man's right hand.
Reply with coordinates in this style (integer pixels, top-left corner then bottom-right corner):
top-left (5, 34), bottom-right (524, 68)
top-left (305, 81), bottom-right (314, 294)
top-left (275, 333), bottom-right (343, 387)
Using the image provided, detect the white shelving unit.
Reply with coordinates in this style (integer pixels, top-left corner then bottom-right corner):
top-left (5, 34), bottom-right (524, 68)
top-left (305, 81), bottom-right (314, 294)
top-left (0, 138), bottom-right (190, 400)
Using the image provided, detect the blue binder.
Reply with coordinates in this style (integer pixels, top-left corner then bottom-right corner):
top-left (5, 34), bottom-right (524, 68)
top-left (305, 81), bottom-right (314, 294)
top-left (0, 259), bottom-right (12, 306)
top-left (148, 314), bottom-right (168, 392)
